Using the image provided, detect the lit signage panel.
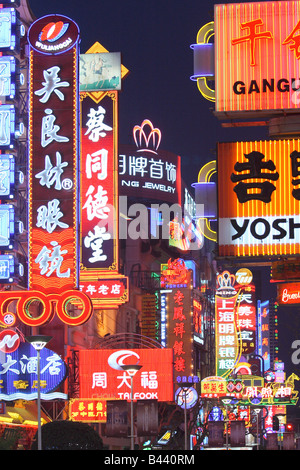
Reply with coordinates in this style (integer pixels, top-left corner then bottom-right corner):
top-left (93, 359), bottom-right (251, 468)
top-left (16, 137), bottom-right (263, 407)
top-left (79, 52), bottom-right (121, 92)
top-left (257, 300), bottom-right (271, 370)
top-left (215, 269), bottom-right (255, 377)
top-left (161, 259), bottom-right (193, 381)
top-left (28, 15), bottom-right (80, 294)
top-left (0, 204), bottom-right (14, 248)
top-left (119, 119), bottom-right (181, 205)
top-left (78, 348), bottom-right (174, 402)
top-left (69, 398), bottom-right (107, 423)
top-left (215, 1), bottom-right (300, 115)
top-left (278, 282), bottom-right (300, 305)
top-left (0, 254), bottom-right (14, 283)
top-left (0, 104), bottom-right (15, 148)
top-left (0, 8), bottom-right (18, 51)
top-left (0, 57), bottom-right (17, 99)
top-left (0, 154), bottom-right (15, 199)
top-left (79, 277), bottom-right (128, 307)
top-left (218, 139), bottom-right (300, 257)
top-left (80, 93), bottom-right (118, 274)
top-left (0, 339), bottom-right (67, 401)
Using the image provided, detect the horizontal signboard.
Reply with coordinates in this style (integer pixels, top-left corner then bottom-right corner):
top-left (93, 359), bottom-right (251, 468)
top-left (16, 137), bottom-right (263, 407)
top-left (79, 348), bottom-right (174, 402)
top-left (218, 139), bottom-right (300, 257)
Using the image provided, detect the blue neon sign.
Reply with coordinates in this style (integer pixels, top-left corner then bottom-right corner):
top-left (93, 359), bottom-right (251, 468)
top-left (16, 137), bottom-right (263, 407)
top-left (0, 342), bottom-right (67, 401)
top-left (0, 204), bottom-right (14, 248)
top-left (0, 154), bottom-right (15, 199)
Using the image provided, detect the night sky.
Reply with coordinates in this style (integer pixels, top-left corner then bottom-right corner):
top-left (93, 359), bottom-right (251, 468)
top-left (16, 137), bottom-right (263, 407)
top-left (28, 0), bottom-right (267, 188)
top-left (27, 0), bottom-right (300, 413)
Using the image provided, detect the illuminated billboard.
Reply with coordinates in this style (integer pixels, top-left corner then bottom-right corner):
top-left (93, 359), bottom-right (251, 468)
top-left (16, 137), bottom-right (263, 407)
top-left (78, 348), bottom-right (174, 402)
top-left (0, 335), bottom-right (67, 401)
top-left (0, 14), bottom-right (94, 328)
top-left (28, 15), bottom-right (80, 294)
top-left (215, 1), bottom-right (300, 116)
top-left (215, 268), bottom-right (256, 377)
top-left (80, 93), bottom-right (118, 273)
top-left (161, 259), bottom-right (194, 381)
top-left (218, 139), bottom-right (300, 257)
top-left (119, 119), bottom-right (181, 205)
top-left (79, 52), bottom-right (121, 92)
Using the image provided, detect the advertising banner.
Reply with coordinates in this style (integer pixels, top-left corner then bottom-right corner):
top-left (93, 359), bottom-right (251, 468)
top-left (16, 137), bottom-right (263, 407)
top-left (215, 1), bottom-right (300, 116)
top-left (218, 139), bottom-right (300, 257)
top-left (79, 348), bottom-right (174, 402)
top-left (28, 14), bottom-right (80, 294)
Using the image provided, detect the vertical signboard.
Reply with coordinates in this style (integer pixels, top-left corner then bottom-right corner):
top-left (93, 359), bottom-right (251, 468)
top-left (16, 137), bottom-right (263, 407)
top-left (161, 259), bottom-right (193, 382)
top-left (80, 93), bottom-right (118, 274)
top-left (257, 300), bottom-right (271, 371)
top-left (28, 15), bottom-right (80, 294)
top-left (215, 269), bottom-right (256, 377)
top-left (79, 44), bottom-right (129, 307)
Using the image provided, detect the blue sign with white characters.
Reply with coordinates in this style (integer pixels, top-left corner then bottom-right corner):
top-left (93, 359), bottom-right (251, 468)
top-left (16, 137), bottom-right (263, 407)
top-left (0, 342), bottom-right (67, 401)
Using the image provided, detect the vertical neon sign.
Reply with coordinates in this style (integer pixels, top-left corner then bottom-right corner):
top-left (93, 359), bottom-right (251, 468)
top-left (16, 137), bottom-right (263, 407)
top-left (28, 15), bottom-right (80, 294)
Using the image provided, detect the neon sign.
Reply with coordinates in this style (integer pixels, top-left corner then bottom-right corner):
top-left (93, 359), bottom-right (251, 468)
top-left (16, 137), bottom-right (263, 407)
top-left (0, 8), bottom-right (18, 51)
top-left (0, 339), bottom-right (67, 401)
top-left (28, 14), bottom-right (79, 295)
top-left (214, 1), bottom-right (300, 115)
top-left (28, 14), bottom-right (80, 54)
top-left (218, 140), bottom-right (300, 257)
top-left (0, 15), bottom-right (92, 328)
top-left (79, 42), bottom-right (128, 306)
top-left (278, 283), bottom-right (300, 305)
top-left (78, 348), bottom-right (174, 402)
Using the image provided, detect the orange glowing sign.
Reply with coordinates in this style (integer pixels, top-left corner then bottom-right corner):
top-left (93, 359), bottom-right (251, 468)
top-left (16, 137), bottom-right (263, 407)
top-left (215, 1), bottom-right (300, 115)
top-left (218, 139), bottom-right (300, 257)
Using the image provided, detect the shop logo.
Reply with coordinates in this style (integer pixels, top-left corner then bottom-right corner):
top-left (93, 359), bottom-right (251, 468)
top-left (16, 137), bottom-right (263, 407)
top-left (107, 350), bottom-right (140, 371)
top-left (133, 119), bottom-right (161, 154)
top-left (28, 15), bottom-right (80, 55)
top-left (39, 21), bottom-right (69, 43)
top-left (0, 329), bottom-right (20, 353)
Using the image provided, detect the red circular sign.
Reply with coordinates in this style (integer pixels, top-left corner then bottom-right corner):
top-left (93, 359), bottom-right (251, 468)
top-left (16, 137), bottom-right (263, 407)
top-left (0, 329), bottom-right (20, 353)
top-left (28, 14), bottom-right (80, 55)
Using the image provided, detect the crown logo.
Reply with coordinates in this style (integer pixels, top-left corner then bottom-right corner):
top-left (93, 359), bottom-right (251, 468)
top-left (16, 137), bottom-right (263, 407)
top-left (133, 119), bottom-right (161, 154)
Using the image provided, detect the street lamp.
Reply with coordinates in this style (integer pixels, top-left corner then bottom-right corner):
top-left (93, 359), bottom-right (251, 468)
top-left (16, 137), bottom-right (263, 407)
top-left (120, 364), bottom-right (142, 450)
top-left (25, 335), bottom-right (52, 451)
top-left (178, 383), bottom-right (192, 451)
top-left (221, 397), bottom-right (232, 450)
top-left (253, 408), bottom-right (261, 449)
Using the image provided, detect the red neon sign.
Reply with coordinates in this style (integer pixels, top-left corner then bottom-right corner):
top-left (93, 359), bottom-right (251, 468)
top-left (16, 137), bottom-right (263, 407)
top-left (0, 16), bottom-right (92, 328)
top-left (78, 348), bottom-right (174, 402)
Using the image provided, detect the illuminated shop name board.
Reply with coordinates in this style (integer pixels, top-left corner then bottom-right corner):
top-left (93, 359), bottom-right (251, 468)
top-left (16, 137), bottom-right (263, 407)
top-left (218, 140), bottom-right (300, 257)
top-left (0, 337), bottom-right (67, 401)
top-left (0, 14), bottom-right (92, 328)
top-left (28, 15), bottom-right (80, 54)
top-left (215, 269), bottom-right (256, 376)
top-left (79, 348), bottom-right (174, 402)
top-left (278, 283), bottom-right (300, 305)
top-left (119, 120), bottom-right (181, 204)
top-left (214, 1), bottom-right (300, 115)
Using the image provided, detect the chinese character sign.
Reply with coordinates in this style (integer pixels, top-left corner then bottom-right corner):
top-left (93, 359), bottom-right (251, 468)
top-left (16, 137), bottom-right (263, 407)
top-left (218, 140), bottom-right (300, 257)
top-left (78, 348), bottom-right (174, 402)
top-left (166, 272), bottom-right (193, 382)
top-left (215, 1), bottom-right (300, 114)
top-left (28, 15), bottom-right (80, 293)
top-left (80, 93), bottom-right (118, 274)
top-left (69, 398), bottom-right (107, 423)
top-left (257, 300), bottom-right (271, 371)
top-left (0, 341), bottom-right (67, 401)
top-left (237, 284), bottom-right (256, 355)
